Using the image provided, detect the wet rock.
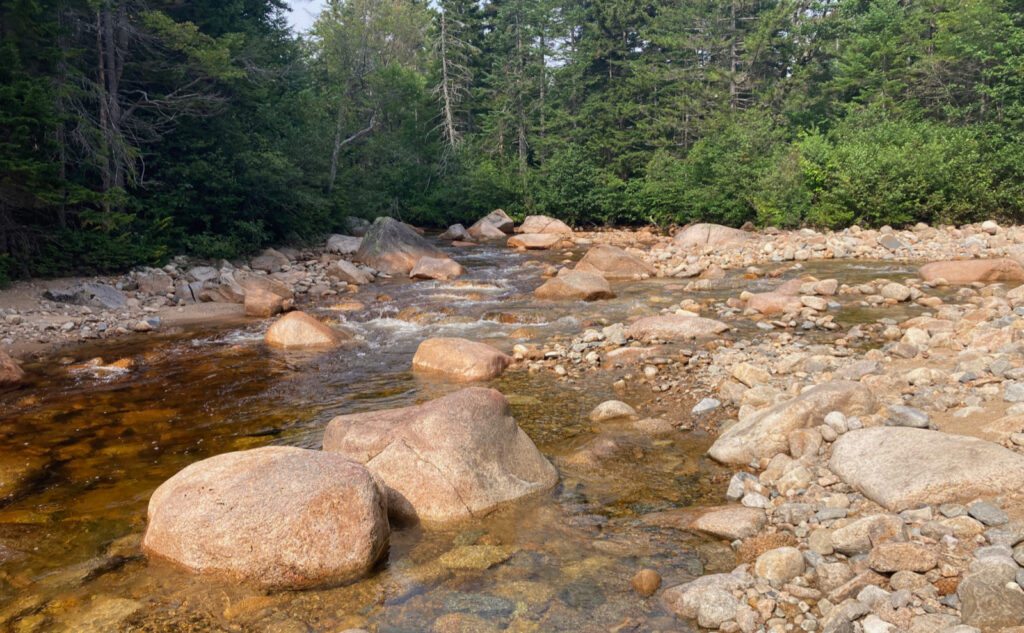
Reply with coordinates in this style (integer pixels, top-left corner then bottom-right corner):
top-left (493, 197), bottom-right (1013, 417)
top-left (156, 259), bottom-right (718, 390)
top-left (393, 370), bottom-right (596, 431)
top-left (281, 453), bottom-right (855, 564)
top-left (507, 233), bottom-right (563, 250)
top-left (142, 446), bottom-right (389, 589)
top-left (674, 223), bottom-right (750, 248)
top-left (587, 400), bottom-right (636, 421)
top-left (830, 427), bottom-right (1024, 511)
top-left (0, 352), bottom-right (25, 391)
top-left (323, 388), bottom-right (557, 526)
top-left (688, 505), bottom-right (766, 540)
top-left (631, 568), bottom-right (661, 597)
top-left (626, 315), bottom-right (729, 341)
top-left (709, 381), bottom-right (875, 465)
top-left (355, 217), bottom-right (450, 274)
top-left (64, 596), bottom-right (142, 633)
top-left (958, 567), bottom-right (1024, 629)
top-left (431, 613), bottom-right (500, 633)
top-left (439, 545), bottom-right (513, 570)
top-left (755, 546), bottom-right (804, 584)
top-left (0, 454), bottom-right (45, 501)
top-left (467, 209), bottom-right (515, 239)
top-left (867, 542), bottom-right (937, 572)
top-left (410, 256), bottom-right (466, 281)
top-left (441, 592), bottom-right (515, 618)
top-left (573, 244), bottom-right (655, 279)
top-left (328, 259), bottom-right (373, 285)
top-left (44, 282), bottom-right (127, 310)
top-left (265, 311), bottom-right (348, 348)
top-left (326, 234), bottom-right (362, 255)
top-left (559, 577), bottom-right (605, 610)
top-left (533, 271), bottom-right (613, 301)
top-left (517, 215), bottom-right (572, 236)
top-left (919, 258), bottom-right (1024, 284)
top-left (411, 337), bottom-right (512, 382)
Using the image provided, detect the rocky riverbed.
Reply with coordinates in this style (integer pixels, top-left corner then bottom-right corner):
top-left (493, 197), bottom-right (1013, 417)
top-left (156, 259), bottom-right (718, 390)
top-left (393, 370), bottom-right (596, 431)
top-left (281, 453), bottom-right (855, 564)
top-left (3, 214), bottom-right (1024, 632)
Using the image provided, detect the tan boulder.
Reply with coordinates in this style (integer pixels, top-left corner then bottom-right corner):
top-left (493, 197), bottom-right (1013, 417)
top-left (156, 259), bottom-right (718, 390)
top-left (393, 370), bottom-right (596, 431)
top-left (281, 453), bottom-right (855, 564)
top-left (142, 446), bottom-right (389, 590)
top-left (265, 311), bottom-right (348, 348)
top-left (627, 315), bottom-right (729, 341)
top-left (688, 506), bottom-right (767, 541)
top-left (354, 217), bottom-right (450, 274)
top-left (534, 271), bottom-right (613, 301)
top-left (674, 223), bottom-right (751, 248)
top-left (410, 256), bottom-right (466, 281)
top-left (467, 209), bottom-right (514, 239)
top-left (328, 259), bottom-right (373, 284)
top-left (829, 427), bottom-right (1024, 512)
top-left (919, 258), bottom-right (1024, 284)
top-left (574, 245), bottom-right (655, 279)
top-left (708, 381), bottom-right (876, 465)
top-left (0, 352), bottom-right (25, 391)
top-left (244, 287), bottom-right (286, 318)
top-left (516, 215), bottom-right (572, 236)
top-left (507, 234), bottom-right (563, 250)
top-left (322, 388), bottom-right (558, 526)
top-left (412, 337), bottom-right (512, 381)
top-left (747, 292), bottom-right (803, 314)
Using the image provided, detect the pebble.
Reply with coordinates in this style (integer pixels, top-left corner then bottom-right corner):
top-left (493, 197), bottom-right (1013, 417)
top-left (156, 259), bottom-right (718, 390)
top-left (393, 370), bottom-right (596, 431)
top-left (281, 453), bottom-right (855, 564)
top-left (967, 502), bottom-right (1009, 527)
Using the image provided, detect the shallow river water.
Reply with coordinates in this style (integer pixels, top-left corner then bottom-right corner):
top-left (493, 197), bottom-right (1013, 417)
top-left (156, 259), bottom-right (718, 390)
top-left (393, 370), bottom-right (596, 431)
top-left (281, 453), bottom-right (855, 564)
top-left (0, 240), bottom-right (932, 633)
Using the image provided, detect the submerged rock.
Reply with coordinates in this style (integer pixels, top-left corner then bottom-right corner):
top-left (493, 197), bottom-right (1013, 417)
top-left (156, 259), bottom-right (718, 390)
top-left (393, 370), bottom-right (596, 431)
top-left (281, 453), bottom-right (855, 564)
top-left (708, 381), bottom-right (876, 465)
top-left (354, 217), bottom-right (449, 274)
top-left (265, 311), bottom-right (348, 348)
top-left (142, 446), bottom-right (389, 589)
top-left (323, 388), bottom-right (557, 526)
top-left (412, 337), bottom-right (512, 381)
top-left (829, 427), bottom-right (1024, 511)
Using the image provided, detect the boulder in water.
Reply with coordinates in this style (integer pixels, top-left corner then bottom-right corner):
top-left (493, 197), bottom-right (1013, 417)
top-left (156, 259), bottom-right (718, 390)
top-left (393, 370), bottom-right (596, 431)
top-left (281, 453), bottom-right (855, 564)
top-left (409, 256), bottom-right (466, 281)
top-left (265, 311), bottom-right (348, 348)
top-left (244, 287), bottom-right (287, 318)
top-left (574, 245), bottom-right (655, 279)
top-left (354, 217), bottom-right (449, 275)
top-left (674, 223), bottom-right (750, 248)
top-left (467, 209), bottom-right (514, 239)
top-left (507, 233), bottom-right (563, 250)
top-left (918, 258), bottom-right (1024, 284)
top-left (328, 259), bottom-right (373, 285)
top-left (439, 224), bottom-right (471, 241)
top-left (534, 271), bottom-right (614, 301)
top-left (0, 352), bottom-right (25, 392)
top-left (322, 387), bottom-right (557, 526)
top-left (516, 215), bottom-right (572, 236)
top-left (142, 446), bottom-right (389, 590)
top-left (412, 337), bottom-right (512, 381)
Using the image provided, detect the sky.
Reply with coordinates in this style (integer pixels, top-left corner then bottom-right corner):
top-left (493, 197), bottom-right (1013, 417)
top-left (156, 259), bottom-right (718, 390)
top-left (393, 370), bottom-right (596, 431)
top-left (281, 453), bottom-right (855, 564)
top-left (286, 0), bottom-right (327, 33)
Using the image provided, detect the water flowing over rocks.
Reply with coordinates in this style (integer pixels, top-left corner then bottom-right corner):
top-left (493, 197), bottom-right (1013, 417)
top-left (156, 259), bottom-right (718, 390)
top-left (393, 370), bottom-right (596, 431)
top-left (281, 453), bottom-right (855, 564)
top-left (265, 311), bottom-right (348, 348)
top-left (142, 446), bottom-right (389, 590)
top-left (322, 388), bottom-right (558, 526)
top-left (829, 427), bottom-right (1024, 511)
top-left (709, 380), bottom-right (876, 465)
top-left (354, 217), bottom-right (450, 274)
top-left (411, 337), bottom-right (512, 381)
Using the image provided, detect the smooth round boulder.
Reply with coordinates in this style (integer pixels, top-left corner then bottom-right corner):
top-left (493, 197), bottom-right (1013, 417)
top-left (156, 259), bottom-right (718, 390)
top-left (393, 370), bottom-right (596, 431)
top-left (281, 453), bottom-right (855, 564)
top-left (354, 217), bottom-right (450, 274)
top-left (265, 311), bottom-right (347, 348)
top-left (673, 223), bottom-right (750, 248)
top-left (142, 446), bottom-right (389, 590)
top-left (919, 258), bottom-right (1024, 284)
top-left (517, 215), bottom-right (572, 236)
top-left (410, 256), bottom-right (466, 281)
top-left (574, 245), bottom-right (655, 279)
top-left (323, 388), bottom-right (558, 527)
top-left (412, 337), bottom-right (512, 381)
top-left (588, 400), bottom-right (637, 421)
top-left (534, 271), bottom-right (613, 301)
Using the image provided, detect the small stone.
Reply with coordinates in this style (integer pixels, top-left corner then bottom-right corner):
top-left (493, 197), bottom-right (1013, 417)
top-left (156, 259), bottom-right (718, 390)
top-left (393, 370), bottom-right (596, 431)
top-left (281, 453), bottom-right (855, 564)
top-left (692, 398), bottom-right (721, 414)
top-left (886, 405), bottom-right (930, 428)
top-left (631, 568), bottom-right (661, 597)
top-left (867, 542), bottom-right (938, 573)
top-left (968, 502), bottom-right (1009, 527)
top-left (755, 547), bottom-right (805, 584)
top-left (587, 400), bottom-right (637, 421)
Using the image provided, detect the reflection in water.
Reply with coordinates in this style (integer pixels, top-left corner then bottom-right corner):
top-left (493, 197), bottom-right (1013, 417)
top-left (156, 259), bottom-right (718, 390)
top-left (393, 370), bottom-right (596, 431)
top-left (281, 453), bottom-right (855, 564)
top-left (0, 242), bottom-right (930, 631)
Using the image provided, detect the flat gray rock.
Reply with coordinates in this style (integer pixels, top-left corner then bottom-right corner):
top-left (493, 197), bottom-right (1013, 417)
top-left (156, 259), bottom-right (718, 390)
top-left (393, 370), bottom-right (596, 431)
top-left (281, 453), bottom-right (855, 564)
top-left (44, 282), bottom-right (127, 310)
top-left (830, 428), bottom-right (1024, 512)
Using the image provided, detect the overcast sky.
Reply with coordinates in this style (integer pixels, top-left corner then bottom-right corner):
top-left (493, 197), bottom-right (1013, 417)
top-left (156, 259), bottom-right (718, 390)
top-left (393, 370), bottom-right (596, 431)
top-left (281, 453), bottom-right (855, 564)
top-left (286, 0), bottom-right (327, 33)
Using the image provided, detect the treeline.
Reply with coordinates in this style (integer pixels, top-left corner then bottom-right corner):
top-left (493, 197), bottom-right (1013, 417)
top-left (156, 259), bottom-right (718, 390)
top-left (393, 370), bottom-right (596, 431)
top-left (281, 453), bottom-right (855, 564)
top-left (1, 0), bottom-right (1023, 280)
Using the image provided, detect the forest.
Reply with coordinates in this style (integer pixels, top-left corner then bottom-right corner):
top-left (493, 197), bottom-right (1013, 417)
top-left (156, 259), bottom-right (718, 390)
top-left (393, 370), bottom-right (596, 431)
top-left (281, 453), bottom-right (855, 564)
top-left (1, 0), bottom-right (1022, 280)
